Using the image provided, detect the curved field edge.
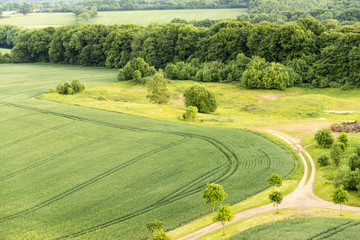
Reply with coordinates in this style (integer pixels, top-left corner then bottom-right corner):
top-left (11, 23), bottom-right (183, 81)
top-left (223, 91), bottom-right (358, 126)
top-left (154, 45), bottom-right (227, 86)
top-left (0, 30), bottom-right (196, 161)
top-left (0, 63), bottom-right (296, 239)
top-left (198, 208), bottom-right (360, 240)
top-left (168, 130), bottom-right (303, 239)
top-left (225, 214), bottom-right (360, 240)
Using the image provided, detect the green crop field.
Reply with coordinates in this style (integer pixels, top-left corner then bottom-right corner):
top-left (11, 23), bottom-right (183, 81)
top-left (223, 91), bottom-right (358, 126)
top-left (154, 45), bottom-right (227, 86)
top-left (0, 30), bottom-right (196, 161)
top-left (227, 217), bottom-right (360, 240)
top-left (0, 63), bottom-right (294, 239)
top-left (0, 9), bottom-right (246, 28)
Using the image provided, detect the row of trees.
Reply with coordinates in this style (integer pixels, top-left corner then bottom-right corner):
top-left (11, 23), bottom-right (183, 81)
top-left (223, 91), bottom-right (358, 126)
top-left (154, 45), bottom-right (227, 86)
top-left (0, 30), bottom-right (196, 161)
top-left (6, 18), bottom-right (360, 89)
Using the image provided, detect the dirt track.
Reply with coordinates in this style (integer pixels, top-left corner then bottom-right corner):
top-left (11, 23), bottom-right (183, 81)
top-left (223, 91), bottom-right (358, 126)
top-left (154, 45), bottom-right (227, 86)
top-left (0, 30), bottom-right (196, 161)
top-left (178, 130), bottom-right (360, 240)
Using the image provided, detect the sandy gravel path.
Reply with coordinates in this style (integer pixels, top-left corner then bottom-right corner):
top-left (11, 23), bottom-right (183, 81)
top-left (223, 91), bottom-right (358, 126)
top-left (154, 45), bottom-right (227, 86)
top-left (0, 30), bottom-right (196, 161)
top-left (178, 130), bottom-right (360, 240)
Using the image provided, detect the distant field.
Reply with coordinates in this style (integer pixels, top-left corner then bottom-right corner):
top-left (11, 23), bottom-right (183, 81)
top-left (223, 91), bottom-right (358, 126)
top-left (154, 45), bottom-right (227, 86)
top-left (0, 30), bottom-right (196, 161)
top-left (0, 63), bottom-right (293, 239)
top-left (228, 217), bottom-right (360, 240)
top-left (0, 9), bottom-right (247, 27)
top-left (0, 48), bottom-right (11, 54)
top-left (0, 13), bottom-right (74, 27)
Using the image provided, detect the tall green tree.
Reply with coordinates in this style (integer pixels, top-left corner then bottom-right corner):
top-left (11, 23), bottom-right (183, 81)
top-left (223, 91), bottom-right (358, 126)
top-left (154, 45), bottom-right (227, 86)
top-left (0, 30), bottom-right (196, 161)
top-left (202, 183), bottom-right (228, 213)
top-left (332, 185), bottom-right (349, 214)
top-left (269, 190), bottom-right (283, 211)
top-left (266, 173), bottom-right (283, 190)
top-left (213, 205), bottom-right (234, 235)
top-left (314, 128), bottom-right (334, 148)
top-left (146, 72), bottom-right (170, 104)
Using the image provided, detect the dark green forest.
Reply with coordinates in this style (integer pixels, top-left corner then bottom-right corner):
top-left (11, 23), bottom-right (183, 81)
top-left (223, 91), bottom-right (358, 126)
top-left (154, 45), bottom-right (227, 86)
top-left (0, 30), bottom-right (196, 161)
top-left (2, 18), bottom-right (360, 89)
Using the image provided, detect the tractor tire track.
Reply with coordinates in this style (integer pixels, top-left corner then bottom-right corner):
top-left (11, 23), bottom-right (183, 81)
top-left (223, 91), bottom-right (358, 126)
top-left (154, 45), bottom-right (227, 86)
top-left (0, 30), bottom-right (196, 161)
top-left (1, 100), bottom-right (241, 237)
top-left (0, 122), bottom-right (73, 150)
top-left (0, 136), bottom-right (191, 223)
top-left (0, 133), bottom-right (110, 183)
top-left (309, 220), bottom-right (360, 240)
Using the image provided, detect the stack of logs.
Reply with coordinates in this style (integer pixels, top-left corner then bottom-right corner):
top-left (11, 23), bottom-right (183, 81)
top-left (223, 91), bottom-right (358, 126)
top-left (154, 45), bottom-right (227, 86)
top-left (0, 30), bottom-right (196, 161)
top-left (331, 121), bottom-right (360, 133)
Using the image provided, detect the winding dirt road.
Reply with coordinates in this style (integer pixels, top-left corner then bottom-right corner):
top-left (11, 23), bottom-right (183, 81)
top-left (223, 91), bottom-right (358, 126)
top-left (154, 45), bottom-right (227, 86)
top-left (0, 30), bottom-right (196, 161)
top-left (178, 130), bottom-right (360, 240)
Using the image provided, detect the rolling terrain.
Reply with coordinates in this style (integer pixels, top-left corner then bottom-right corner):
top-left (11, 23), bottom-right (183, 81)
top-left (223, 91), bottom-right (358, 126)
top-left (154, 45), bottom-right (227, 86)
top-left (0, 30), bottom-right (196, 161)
top-left (0, 64), bottom-right (294, 239)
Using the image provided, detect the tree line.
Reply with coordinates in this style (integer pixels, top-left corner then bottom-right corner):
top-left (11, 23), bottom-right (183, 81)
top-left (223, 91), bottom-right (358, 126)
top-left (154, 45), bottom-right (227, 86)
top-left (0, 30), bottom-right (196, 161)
top-left (5, 18), bottom-right (359, 89)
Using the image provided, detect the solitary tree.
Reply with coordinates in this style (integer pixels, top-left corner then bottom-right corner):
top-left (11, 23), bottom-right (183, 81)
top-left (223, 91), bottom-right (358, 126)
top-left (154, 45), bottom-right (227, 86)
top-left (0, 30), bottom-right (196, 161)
top-left (146, 73), bottom-right (170, 104)
top-left (314, 128), bottom-right (334, 148)
top-left (213, 204), bottom-right (234, 236)
top-left (317, 153), bottom-right (330, 166)
top-left (269, 190), bottom-right (283, 212)
top-left (332, 185), bottom-right (349, 214)
top-left (202, 183), bottom-right (228, 213)
top-left (266, 173), bottom-right (283, 190)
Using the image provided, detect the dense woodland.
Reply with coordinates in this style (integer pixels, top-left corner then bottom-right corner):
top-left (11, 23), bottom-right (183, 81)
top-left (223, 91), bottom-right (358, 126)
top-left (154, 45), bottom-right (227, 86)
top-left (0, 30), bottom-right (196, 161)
top-left (2, 18), bottom-right (359, 89)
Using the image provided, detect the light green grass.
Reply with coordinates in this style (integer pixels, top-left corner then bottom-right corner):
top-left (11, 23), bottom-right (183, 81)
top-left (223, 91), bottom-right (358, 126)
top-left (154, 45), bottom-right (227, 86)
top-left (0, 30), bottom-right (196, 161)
top-left (199, 208), bottom-right (360, 240)
top-left (0, 47), bottom-right (11, 54)
top-left (40, 80), bottom-right (360, 129)
top-left (0, 13), bottom-right (74, 27)
top-left (0, 9), bottom-right (247, 28)
top-left (0, 64), bottom-right (295, 239)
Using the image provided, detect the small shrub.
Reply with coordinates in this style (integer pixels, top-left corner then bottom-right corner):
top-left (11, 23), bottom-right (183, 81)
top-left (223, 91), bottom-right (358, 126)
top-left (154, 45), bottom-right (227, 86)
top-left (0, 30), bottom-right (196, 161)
top-left (335, 142), bottom-right (346, 152)
top-left (48, 88), bottom-right (55, 93)
top-left (97, 96), bottom-right (107, 101)
top-left (71, 79), bottom-right (85, 93)
top-left (317, 153), bottom-right (330, 167)
top-left (183, 106), bottom-right (198, 120)
top-left (314, 128), bottom-right (334, 148)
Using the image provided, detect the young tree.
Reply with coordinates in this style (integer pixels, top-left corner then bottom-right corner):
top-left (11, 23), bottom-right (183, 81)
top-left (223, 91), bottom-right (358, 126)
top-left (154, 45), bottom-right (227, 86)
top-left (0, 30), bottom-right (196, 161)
top-left (266, 173), bottom-right (283, 190)
top-left (332, 185), bottom-right (349, 214)
top-left (202, 183), bottom-right (228, 213)
top-left (184, 85), bottom-right (217, 113)
top-left (148, 232), bottom-right (171, 240)
top-left (331, 143), bottom-right (342, 167)
top-left (213, 205), bottom-right (234, 236)
top-left (338, 132), bottom-right (349, 148)
top-left (314, 128), bottom-right (334, 148)
top-left (146, 73), bottom-right (170, 104)
top-left (182, 106), bottom-right (198, 120)
top-left (269, 190), bottom-right (283, 212)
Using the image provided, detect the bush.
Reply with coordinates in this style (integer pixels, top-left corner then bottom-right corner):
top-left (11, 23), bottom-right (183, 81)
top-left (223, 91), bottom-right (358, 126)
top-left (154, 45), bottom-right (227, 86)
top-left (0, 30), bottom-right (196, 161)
top-left (314, 128), bottom-right (334, 148)
top-left (349, 154), bottom-right (360, 171)
top-left (317, 153), bottom-right (330, 167)
top-left (183, 106), bottom-right (198, 120)
top-left (56, 79), bottom-right (85, 95)
top-left (184, 85), bottom-right (217, 113)
top-left (48, 88), bottom-right (55, 93)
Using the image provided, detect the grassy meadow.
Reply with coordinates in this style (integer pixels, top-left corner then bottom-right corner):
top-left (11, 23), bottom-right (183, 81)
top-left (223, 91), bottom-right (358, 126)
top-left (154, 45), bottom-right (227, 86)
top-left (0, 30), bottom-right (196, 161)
top-left (0, 64), bottom-right (294, 239)
top-left (0, 47), bottom-right (12, 54)
top-left (227, 217), bottom-right (360, 240)
top-left (0, 9), bottom-right (246, 27)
